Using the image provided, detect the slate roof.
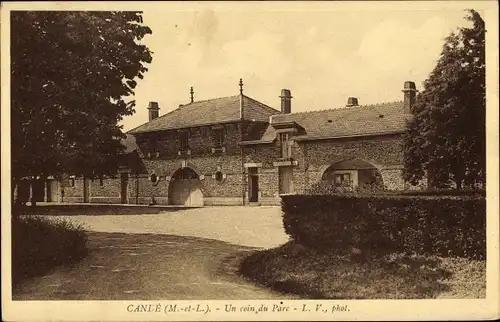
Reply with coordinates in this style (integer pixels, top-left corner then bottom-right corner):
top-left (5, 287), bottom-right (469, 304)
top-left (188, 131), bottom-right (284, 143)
top-left (257, 101), bottom-right (410, 142)
top-left (128, 95), bottom-right (280, 134)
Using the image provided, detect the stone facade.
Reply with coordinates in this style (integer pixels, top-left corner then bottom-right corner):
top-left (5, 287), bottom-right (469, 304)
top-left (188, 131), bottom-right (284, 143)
top-left (35, 82), bottom-right (423, 206)
top-left (42, 126), bottom-right (409, 206)
top-left (242, 133), bottom-right (406, 200)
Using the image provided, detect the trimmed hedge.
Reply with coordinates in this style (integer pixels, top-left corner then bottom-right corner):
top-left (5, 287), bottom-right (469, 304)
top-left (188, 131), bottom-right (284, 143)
top-left (12, 215), bottom-right (89, 286)
top-left (282, 194), bottom-right (486, 260)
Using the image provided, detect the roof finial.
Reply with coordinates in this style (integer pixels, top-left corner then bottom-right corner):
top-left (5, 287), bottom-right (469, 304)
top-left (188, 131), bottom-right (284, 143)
top-left (190, 86), bottom-right (194, 103)
top-left (239, 78), bottom-right (243, 95)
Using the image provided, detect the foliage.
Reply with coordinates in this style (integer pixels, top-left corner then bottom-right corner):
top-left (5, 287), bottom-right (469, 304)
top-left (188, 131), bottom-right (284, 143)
top-left (11, 11), bottom-right (153, 183)
top-left (306, 179), bottom-right (385, 195)
top-left (240, 244), bottom-right (485, 299)
top-left (281, 194), bottom-right (486, 260)
top-left (12, 215), bottom-right (89, 286)
top-left (403, 10), bottom-right (485, 189)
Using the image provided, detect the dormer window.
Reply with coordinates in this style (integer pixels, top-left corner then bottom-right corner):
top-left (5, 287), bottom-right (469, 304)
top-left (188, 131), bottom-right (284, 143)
top-left (271, 121), bottom-right (303, 160)
top-left (279, 132), bottom-right (292, 159)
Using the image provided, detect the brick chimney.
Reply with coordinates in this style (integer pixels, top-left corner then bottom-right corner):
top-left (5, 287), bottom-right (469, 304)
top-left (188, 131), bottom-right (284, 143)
top-left (148, 101), bottom-right (160, 121)
top-left (346, 97), bottom-right (359, 107)
top-left (280, 89), bottom-right (292, 114)
top-left (402, 81), bottom-right (417, 114)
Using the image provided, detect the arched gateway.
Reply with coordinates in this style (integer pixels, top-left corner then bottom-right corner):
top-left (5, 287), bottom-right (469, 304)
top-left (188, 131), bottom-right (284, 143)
top-left (168, 167), bottom-right (204, 206)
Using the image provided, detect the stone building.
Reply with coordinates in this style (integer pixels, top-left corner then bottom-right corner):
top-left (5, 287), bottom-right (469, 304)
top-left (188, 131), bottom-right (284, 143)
top-left (32, 80), bottom-right (419, 206)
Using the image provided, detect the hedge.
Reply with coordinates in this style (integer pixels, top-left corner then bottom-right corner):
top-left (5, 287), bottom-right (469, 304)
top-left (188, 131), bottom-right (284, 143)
top-left (12, 215), bottom-right (89, 286)
top-left (281, 194), bottom-right (486, 260)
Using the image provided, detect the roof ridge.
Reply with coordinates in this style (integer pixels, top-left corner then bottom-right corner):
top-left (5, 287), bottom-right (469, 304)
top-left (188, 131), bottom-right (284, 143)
top-left (183, 94), bottom-right (239, 106)
top-left (273, 100), bottom-right (404, 117)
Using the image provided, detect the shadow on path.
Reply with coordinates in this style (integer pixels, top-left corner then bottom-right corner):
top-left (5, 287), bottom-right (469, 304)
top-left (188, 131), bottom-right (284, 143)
top-left (13, 232), bottom-right (294, 300)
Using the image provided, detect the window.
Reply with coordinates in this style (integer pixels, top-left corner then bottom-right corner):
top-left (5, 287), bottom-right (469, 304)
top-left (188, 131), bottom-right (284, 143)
top-left (334, 173), bottom-right (351, 186)
top-left (279, 133), bottom-right (292, 158)
top-left (151, 140), bottom-right (158, 154)
top-left (99, 176), bottom-right (104, 187)
top-left (213, 128), bottom-right (224, 148)
top-left (215, 171), bottom-right (223, 182)
top-left (149, 173), bottom-right (159, 185)
top-left (69, 178), bottom-right (75, 187)
top-left (179, 131), bottom-right (189, 151)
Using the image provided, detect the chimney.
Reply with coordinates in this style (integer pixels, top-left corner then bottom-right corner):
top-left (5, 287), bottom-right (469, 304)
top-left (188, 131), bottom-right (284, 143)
top-left (148, 101), bottom-right (160, 121)
top-left (346, 97), bottom-right (359, 107)
top-left (402, 81), bottom-right (417, 114)
top-left (280, 89), bottom-right (292, 114)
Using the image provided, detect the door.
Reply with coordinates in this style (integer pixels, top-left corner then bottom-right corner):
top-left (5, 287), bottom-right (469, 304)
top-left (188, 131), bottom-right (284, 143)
top-left (32, 179), bottom-right (45, 202)
top-left (279, 166), bottom-right (293, 194)
top-left (83, 178), bottom-right (90, 203)
top-left (121, 173), bottom-right (129, 204)
top-left (168, 168), bottom-right (203, 206)
top-left (47, 179), bottom-right (60, 202)
top-left (248, 167), bottom-right (259, 202)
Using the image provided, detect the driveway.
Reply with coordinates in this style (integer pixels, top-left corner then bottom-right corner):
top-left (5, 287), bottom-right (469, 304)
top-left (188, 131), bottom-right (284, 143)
top-left (43, 206), bottom-right (289, 248)
top-left (14, 206), bottom-right (293, 300)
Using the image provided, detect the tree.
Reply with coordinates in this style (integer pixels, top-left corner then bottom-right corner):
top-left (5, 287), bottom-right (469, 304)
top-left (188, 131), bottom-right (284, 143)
top-left (403, 9), bottom-right (485, 190)
top-left (11, 11), bottom-right (153, 204)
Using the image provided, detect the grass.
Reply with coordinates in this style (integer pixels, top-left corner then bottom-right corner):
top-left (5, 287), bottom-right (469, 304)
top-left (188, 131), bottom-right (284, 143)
top-left (12, 214), bottom-right (89, 286)
top-left (239, 241), bottom-right (486, 299)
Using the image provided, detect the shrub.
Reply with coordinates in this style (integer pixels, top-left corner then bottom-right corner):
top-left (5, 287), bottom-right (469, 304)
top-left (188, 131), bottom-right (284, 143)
top-left (12, 215), bottom-right (89, 286)
top-left (306, 180), bottom-right (385, 195)
top-left (281, 194), bottom-right (485, 260)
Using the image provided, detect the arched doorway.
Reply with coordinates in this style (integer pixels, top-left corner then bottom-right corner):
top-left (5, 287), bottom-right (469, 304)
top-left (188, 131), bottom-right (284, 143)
top-left (168, 167), bottom-right (204, 206)
top-left (321, 159), bottom-right (384, 192)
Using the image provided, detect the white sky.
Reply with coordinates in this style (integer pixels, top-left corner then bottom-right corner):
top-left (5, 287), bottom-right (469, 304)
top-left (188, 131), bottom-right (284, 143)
top-left (121, 5), bottom-right (473, 132)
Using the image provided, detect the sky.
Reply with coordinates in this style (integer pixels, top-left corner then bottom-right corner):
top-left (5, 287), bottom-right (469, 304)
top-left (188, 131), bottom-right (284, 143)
top-left (121, 4), bottom-right (473, 132)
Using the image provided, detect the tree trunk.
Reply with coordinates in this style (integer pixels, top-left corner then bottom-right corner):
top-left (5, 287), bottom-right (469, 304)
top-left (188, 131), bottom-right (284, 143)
top-left (30, 176), bottom-right (37, 208)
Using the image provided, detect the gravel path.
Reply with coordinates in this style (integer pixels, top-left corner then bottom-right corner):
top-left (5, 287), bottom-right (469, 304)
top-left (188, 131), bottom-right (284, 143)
top-left (14, 232), bottom-right (294, 300)
top-left (43, 206), bottom-right (289, 249)
top-left (14, 206), bottom-right (293, 300)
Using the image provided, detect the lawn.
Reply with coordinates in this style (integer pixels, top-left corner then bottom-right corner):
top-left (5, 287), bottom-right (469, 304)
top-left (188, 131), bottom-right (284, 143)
top-left (239, 241), bottom-right (486, 299)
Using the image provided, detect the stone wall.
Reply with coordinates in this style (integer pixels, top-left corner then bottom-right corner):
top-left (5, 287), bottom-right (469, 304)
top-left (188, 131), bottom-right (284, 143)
top-left (54, 132), bottom-right (411, 206)
top-left (300, 134), bottom-right (405, 190)
top-left (89, 177), bottom-right (121, 203)
top-left (63, 177), bottom-right (84, 203)
top-left (241, 134), bottom-right (407, 199)
top-left (135, 122), bottom-right (244, 159)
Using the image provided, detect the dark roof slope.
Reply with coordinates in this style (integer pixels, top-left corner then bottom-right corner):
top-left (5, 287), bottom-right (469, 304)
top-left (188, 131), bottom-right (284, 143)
top-left (128, 95), bottom-right (280, 134)
top-left (259, 101), bottom-right (410, 142)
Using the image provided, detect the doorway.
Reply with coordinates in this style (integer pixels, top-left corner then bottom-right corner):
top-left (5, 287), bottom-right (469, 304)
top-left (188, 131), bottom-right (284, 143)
top-left (46, 179), bottom-right (60, 202)
top-left (248, 167), bottom-right (259, 202)
top-left (168, 167), bottom-right (203, 206)
top-left (279, 166), bottom-right (293, 194)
